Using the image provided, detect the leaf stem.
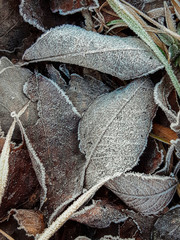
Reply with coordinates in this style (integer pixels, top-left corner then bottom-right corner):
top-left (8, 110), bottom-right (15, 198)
top-left (107, 0), bottom-right (180, 98)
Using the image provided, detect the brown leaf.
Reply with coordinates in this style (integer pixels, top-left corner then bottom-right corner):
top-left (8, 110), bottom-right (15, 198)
top-left (11, 209), bottom-right (45, 236)
top-left (71, 200), bottom-right (127, 228)
top-left (133, 138), bottom-right (163, 174)
top-left (122, 209), bottom-right (158, 240)
top-left (79, 78), bottom-right (156, 188)
top-left (0, 144), bottom-right (39, 220)
top-left (106, 172), bottom-right (177, 215)
top-left (0, 57), bottom-right (38, 139)
top-left (24, 73), bottom-right (86, 222)
top-left (19, 0), bottom-right (79, 31)
top-left (50, 0), bottom-right (99, 15)
top-left (0, 0), bottom-right (33, 59)
top-left (152, 206), bottom-right (180, 240)
top-left (152, 123), bottom-right (178, 144)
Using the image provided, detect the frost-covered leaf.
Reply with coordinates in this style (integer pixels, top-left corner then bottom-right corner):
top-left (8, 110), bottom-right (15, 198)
top-left (19, 0), bottom-right (73, 31)
top-left (106, 172), bottom-right (177, 215)
top-left (24, 73), bottom-right (86, 222)
top-left (0, 57), bottom-right (38, 139)
top-left (0, 0), bottom-right (32, 57)
top-left (100, 236), bottom-right (133, 240)
top-left (50, 0), bottom-right (99, 15)
top-left (71, 200), bottom-right (127, 228)
top-left (11, 209), bottom-right (45, 236)
top-left (66, 74), bottom-right (111, 114)
top-left (78, 78), bottom-right (156, 188)
top-left (23, 25), bottom-right (163, 80)
top-left (152, 205), bottom-right (180, 240)
top-left (154, 75), bottom-right (180, 129)
top-left (122, 209), bottom-right (157, 240)
top-left (46, 64), bottom-right (67, 90)
top-left (154, 75), bottom-right (180, 157)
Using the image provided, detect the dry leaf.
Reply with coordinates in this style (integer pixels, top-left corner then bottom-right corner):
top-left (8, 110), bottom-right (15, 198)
top-left (106, 172), bottom-right (177, 215)
top-left (121, 209), bottom-right (157, 240)
top-left (11, 209), bottom-right (45, 236)
top-left (66, 74), bottom-right (111, 114)
top-left (71, 200), bottom-right (127, 228)
top-left (46, 64), bottom-right (67, 90)
top-left (0, 57), bottom-right (38, 139)
top-left (154, 75), bottom-right (179, 125)
top-left (152, 205), bottom-right (180, 240)
top-left (133, 138), bottom-right (163, 174)
top-left (23, 25), bottom-right (163, 80)
top-left (171, 0), bottom-right (180, 20)
top-left (154, 75), bottom-right (180, 157)
top-left (100, 236), bottom-right (134, 240)
top-left (19, 0), bottom-right (74, 32)
top-left (78, 78), bottom-right (156, 188)
top-left (0, 0), bottom-right (32, 57)
top-left (152, 123), bottom-right (178, 144)
top-left (50, 0), bottom-right (99, 15)
top-left (0, 145), bottom-right (39, 220)
top-left (24, 73), bottom-right (86, 222)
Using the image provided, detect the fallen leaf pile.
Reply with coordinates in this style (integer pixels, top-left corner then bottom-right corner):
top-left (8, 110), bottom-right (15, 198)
top-left (0, 0), bottom-right (180, 240)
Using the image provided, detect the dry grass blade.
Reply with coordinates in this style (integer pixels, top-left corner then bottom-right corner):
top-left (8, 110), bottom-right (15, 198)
top-left (0, 119), bottom-right (15, 205)
top-left (0, 229), bottom-right (15, 240)
top-left (0, 102), bottom-right (30, 205)
top-left (164, 1), bottom-right (176, 32)
top-left (36, 177), bottom-right (112, 240)
top-left (120, 0), bottom-right (180, 41)
top-left (171, 0), bottom-right (180, 20)
top-left (12, 109), bottom-right (47, 209)
top-left (107, 0), bottom-right (180, 97)
top-left (125, 5), bottom-right (165, 49)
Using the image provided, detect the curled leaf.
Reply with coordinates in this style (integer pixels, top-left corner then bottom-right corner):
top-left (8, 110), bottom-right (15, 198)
top-left (78, 78), bottom-right (156, 188)
top-left (23, 25), bottom-right (163, 80)
top-left (11, 209), bottom-right (45, 236)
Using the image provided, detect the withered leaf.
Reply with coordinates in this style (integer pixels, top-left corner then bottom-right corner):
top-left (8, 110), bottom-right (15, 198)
top-left (0, 0), bottom-right (31, 58)
top-left (106, 172), bottom-right (177, 215)
top-left (122, 209), bottom-right (158, 240)
top-left (46, 64), bottom-right (67, 90)
top-left (23, 25), bottom-right (163, 80)
top-left (154, 75), bottom-right (179, 126)
top-left (19, 0), bottom-right (74, 32)
top-left (71, 200), bottom-right (127, 228)
top-left (24, 73), bottom-right (86, 222)
top-left (66, 74), bottom-right (111, 114)
top-left (154, 75), bottom-right (180, 157)
top-left (50, 0), bottom-right (99, 15)
top-left (133, 138), bottom-right (163, 174)
top-left (152, 206), bottom-right (180, 240)
top-left (0, 57), bottom-right (38, 139)
top-left (0, 144), bottom-right (39, 220)
top-left (11, 209), bottom-right (45, 236)
top-left (78, 78), bottom-right (156, 188)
